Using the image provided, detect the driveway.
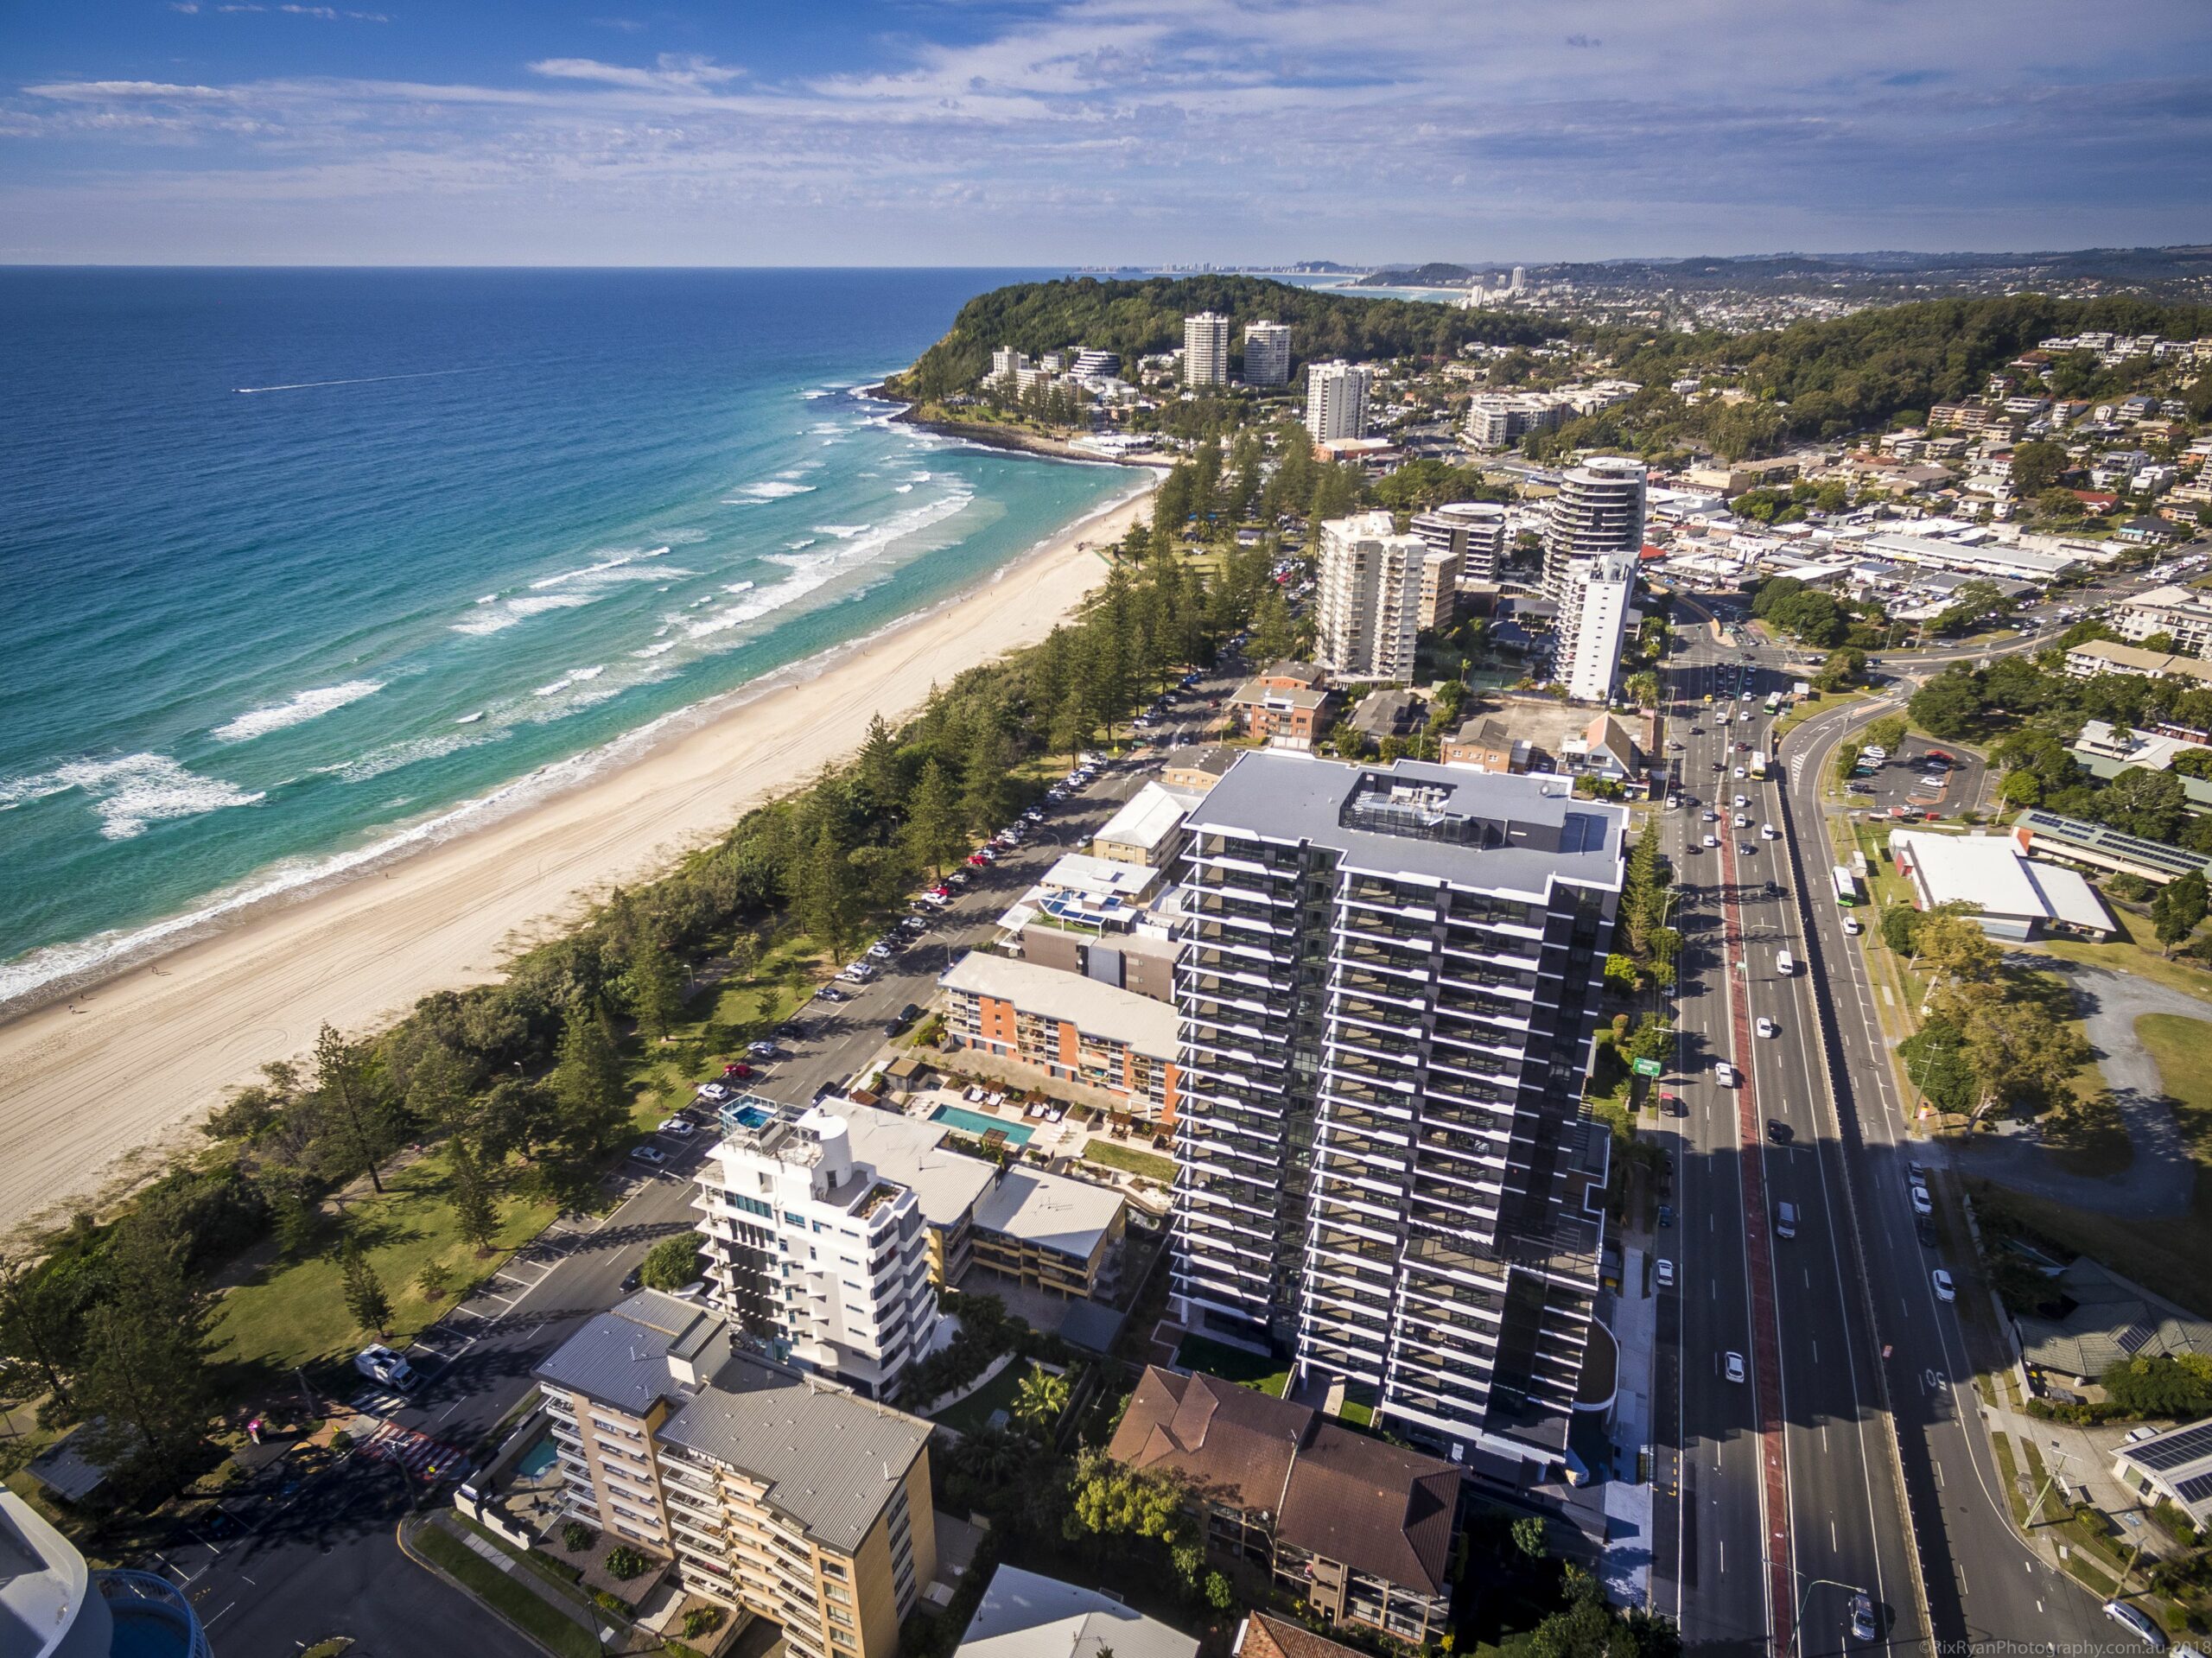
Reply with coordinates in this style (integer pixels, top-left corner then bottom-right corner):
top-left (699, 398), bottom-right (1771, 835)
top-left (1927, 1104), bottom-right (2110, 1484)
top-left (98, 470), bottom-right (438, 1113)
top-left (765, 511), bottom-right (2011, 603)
top-left (1949, 961), bottom-right (2202, 1217)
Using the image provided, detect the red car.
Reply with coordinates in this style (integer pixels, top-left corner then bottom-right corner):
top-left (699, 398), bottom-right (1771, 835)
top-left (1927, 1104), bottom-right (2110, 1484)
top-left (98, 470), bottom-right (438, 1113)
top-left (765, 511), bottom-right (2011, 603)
top-left (966, 852), bottom-right (987, 866)
top-left (931, 884), bottom-right (951, 898)
top-left (723, 1063), bottom-right (753, 1080)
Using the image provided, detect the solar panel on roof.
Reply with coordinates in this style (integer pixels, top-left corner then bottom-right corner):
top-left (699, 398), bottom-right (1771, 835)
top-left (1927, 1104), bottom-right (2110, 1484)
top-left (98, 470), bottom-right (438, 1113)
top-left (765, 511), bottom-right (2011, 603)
top-left (2132, 1421), bottom-right (2212, 1471)
top-left (2117, 1324), bottom-right (2157, 1354)
top-left (2172, 1471), bottom-right (2212, 1504)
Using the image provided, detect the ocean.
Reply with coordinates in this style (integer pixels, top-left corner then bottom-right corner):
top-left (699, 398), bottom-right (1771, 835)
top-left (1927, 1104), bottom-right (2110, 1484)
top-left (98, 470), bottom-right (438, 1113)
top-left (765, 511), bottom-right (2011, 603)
top-left (0, 268), bottom-right (1136, 1006)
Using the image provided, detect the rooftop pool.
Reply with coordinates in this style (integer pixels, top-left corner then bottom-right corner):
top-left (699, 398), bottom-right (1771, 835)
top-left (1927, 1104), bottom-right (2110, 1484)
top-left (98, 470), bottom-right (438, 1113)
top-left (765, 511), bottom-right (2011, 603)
top-left (929, 1104), bottom-right (1035, 1147)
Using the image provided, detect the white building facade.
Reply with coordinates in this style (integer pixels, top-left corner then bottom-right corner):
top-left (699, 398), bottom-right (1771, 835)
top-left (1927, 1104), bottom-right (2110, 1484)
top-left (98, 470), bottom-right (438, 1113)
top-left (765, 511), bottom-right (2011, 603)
top-left (1315, 511), bottom-right (1425, 683)
top-left (1184, 313), bottom-right (1231, 387)
top-left (696, 1099), bottom-right (941, 1400)
top-left (1412, 501), bottom-right (1508, 584)
top-left (1559, 551), bottom-right (1637, 704)
top-left (1243, 321), bottom-right (1292, 386)
top-left (1304, 360), bottom-right (1373, 442)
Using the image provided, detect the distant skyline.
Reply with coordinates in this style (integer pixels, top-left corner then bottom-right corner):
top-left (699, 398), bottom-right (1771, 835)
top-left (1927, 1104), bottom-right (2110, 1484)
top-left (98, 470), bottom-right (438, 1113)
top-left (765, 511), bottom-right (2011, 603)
top-left (5, 0), bottom-right (2209, 266)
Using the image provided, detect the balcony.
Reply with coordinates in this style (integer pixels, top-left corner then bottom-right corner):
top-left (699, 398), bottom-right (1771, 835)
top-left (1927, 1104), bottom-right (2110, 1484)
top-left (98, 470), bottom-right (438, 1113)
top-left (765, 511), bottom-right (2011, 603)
top-left (96, 1569), bottom-right (213, 1658)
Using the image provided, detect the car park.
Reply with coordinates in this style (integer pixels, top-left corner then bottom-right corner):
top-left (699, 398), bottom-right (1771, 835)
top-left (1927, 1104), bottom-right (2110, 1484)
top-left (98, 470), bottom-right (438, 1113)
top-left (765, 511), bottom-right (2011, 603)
top-left (1725, 1351), bottom-right (1747, 1383)
top-left (1932, 1269), bottom-right (1955, 1303)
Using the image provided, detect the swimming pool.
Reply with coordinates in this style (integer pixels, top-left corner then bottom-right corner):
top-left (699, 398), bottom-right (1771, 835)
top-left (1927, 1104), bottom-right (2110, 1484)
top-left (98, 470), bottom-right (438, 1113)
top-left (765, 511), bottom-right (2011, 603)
top-left (517, 1432), bottom-right (558, 1480)
top-left (929, 1105), bottom-right (1034, 1147)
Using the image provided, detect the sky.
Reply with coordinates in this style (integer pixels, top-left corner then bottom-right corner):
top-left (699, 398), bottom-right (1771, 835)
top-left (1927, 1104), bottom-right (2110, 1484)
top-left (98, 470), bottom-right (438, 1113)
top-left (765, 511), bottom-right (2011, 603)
top-left (4, 0), bottom-right (2210, 266)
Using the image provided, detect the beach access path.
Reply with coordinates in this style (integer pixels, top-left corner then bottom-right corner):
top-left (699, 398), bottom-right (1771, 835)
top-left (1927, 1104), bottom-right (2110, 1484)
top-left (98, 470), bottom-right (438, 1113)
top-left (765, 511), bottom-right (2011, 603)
top-left (0, 482), bottom-right (1154, 1235)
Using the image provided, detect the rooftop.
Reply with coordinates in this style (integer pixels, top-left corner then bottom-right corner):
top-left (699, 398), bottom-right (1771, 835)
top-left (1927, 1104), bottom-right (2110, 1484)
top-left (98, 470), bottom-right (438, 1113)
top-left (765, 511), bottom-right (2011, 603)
top-left (1192, 751), bottom-right (1624, 898)
top-left (1888, 829), bottom-right (2113, 933)
top-left (939, 952), bottom-right (1179, 1060)
top-left (2013, 1258), bottom-right (2212, 1381)
top-left (956, 1564), bottom-right (1198, 1658)
top-left (1093, 784), bottom-right (1195, 855)
top-left (1108, 1367), bottom-right (1459, 1597)
top-left (834, 1102), bottom-right (995, 1230)
top-left (534, 1288), bottom-right (724, 1419)
top-left (972, 1164), bottom-right (1126, 1260)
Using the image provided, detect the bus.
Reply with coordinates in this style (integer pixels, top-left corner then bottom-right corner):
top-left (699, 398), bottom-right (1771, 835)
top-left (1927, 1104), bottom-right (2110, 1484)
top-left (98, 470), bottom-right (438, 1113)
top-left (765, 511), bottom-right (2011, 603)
top-left (1832, 864), bottom-right (1859, 907)
top-left (1764, 691), bottom-right (1782, 714)
top-left (1749, 750), bottom-right (1769, 780)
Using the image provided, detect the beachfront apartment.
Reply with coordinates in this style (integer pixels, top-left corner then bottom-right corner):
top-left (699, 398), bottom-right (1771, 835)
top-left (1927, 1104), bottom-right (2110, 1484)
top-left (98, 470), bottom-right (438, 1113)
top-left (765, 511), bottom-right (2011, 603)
top-left (939, 950), bottom-right (1183, 1122)
top-left (692, 1102), bottom-right (941, 1401)
top-left (535, 1291), bottom-right (935, 1658)
top-left (1171, 752), bottom-right (1625, 1479)
top-left (832, 1100), bottom-right (1128, 1299)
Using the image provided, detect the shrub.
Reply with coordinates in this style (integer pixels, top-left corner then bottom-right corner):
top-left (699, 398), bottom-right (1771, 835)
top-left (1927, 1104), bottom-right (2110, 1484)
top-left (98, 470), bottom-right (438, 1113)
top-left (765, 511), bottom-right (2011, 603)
top-left (561, 1520), bottom-right (594, 1553)
top-left (592, 1589), bottom-right (629, 1617)
top-left (681, 1607), bottom-right (725, 1640)
top-left (603, 1543), bottom-right (649, 1581)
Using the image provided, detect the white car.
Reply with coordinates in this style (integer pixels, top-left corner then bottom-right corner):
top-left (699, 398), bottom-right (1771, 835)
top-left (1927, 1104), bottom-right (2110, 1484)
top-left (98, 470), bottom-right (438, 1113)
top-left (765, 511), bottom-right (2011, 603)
top-left (1757, 1016), bottom-right (1778, 1038)
top-left (1733, 765), bottom-right (1747, 778)
top-left (695, 1081), bottom-right (731, 1102)
top-left (1716, 1061), bottom-right (1738, 1088)
top-left (1910, 1183), bottom-right (1933, 1217)
top-left (355, 1344), bottom-right (418, 1390)
top-left (1724, 1351), bottom-right (1747, 1383)
top-left (1733, 813), bottom-right (1750, 829)
top-left (630, 1144), bottom-right (669, 1166)
top-left (1655, 1259), bottom-right (1675, 1288)
top-left (1760, 823), bottom-right (1778, 839)
top-left (1733, 794), bottom-right (1748, 809)
top-left (1703, 834), bottom-right (1719, 848)
top-left (1932, 1269), bottom-right (1956, 1303)
top-left (658, 1116), bottom-right (696, 1136)
top-left (1841, 916), bottom-right (1863, 935)
top-left (2102, 1600), bottom-right (2165, 1650)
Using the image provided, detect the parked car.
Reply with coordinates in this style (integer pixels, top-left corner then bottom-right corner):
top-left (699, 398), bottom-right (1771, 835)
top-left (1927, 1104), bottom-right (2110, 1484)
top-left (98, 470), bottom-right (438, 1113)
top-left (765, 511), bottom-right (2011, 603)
top-left (748, 1039), bottom-right (779, 1058)
top-left (2103, 1600), bottom-right (2166, 1650)
top-left (658, 1116), bottom-right (696, 1136)
top-left (1911, 1184), bottom-right (1933, 1217)
top-left (696, 1081), bottom-right (731, 1102)
top-left (1656, 1204), bottom-right (1675, 1228)
top-left (355, 1344), bottom-right (418, 1390)
top-left (630, 1144), bottom-right (669, 1166)
top-left (721, 1062), bottom-right (753, 1080)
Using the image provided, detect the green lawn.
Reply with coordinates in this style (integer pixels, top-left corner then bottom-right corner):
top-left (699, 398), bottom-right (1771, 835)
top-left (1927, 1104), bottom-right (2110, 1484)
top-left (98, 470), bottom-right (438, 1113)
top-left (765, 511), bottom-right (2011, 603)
top-left (1082, 1140), bottom-right (1176, 1183)
top-left (2036, 905), bottom-right (2212, 1002)
top-left (1173, 1333), bottom-right (1289, 1396)
top-left (413, 1524), bottom-right (601, 1658)
top-left (931, 1361), bottom-right (1033, 1435)
top-left (620, 935), bottom-right (832, 1129)
top-left (213, 1147), bottom-right (556, 1376)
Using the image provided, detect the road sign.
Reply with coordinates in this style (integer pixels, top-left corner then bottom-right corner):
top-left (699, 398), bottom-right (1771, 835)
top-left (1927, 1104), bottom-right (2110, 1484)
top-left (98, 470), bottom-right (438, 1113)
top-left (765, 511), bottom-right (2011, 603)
top-left (1632, 1058), bottom-right (1664, 1078)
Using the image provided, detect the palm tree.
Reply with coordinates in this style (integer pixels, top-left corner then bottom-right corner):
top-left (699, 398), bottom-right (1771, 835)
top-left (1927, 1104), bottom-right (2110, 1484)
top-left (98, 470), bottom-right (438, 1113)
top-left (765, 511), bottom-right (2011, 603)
top-left (1013, 1363), bottom-right (1071, 1435)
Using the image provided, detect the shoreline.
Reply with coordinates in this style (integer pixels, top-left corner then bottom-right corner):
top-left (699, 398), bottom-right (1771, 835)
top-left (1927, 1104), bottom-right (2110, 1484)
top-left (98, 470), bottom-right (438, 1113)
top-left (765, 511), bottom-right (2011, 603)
top-left (873, 386), bottom-right (1166, 466)
top-left (0, 473), bottom-right (1158, 1236)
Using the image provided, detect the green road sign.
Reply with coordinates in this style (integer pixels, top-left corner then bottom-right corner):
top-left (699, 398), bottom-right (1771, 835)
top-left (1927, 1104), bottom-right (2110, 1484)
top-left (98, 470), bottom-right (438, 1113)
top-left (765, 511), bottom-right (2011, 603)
top-left (1632, 1058), bottom-right (1664, 1078)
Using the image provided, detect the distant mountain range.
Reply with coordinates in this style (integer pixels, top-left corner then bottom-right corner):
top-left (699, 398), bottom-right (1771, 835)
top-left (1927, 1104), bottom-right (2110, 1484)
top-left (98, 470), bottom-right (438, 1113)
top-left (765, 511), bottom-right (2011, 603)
top-left (1346, 245), bottom-right (2212, 299)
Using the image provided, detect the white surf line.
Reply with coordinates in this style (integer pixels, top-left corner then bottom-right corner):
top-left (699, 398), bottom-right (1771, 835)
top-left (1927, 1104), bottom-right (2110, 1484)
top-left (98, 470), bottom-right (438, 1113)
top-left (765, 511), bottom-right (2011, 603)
top-left (232, 366), bottom-right (491, 394)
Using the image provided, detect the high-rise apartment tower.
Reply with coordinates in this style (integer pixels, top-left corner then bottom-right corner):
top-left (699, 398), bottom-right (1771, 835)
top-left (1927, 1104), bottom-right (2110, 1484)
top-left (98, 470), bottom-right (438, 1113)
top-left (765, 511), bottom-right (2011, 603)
top-left (1184, 313), bottom-right (1231, 387)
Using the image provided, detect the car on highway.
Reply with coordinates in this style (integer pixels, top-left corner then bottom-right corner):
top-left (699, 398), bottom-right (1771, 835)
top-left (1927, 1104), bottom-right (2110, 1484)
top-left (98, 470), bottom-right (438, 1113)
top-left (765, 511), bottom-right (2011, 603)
top-left (1850, 1592), bottom-right (1878, 1643)
top-left (1841, 915), bottom-right (1862, 935)
top-left (1656, 1204), bottom-right (1674, 1228)
top-left (1757, 1016), bottom-right (1778, 1038)
top-left (1733, 765), bottom-right (1746, 778)
top-left (1932, 1268), bottom-right (1956, 1303)
top-left (1733, 812), bottom-right (1749, 827)
top-left (630, 1143), bottom-right (669, 1166)
top-left (1655, 1259), bottom-right (1675, 1288)
top-left (1716, 1061), bottom-right (1738, 1088)
top-left (2103, 1599), bottom-right (2167, 1650)
top-left (1704, 810), bottom-right (1720, 822)
top-left (1724, 1351), bottom-right (1747, 1383)
top-left (1659, 1090), bottom-right (1684, 1117)
top-left (1766, 1118), bottom-right (1793, 1142)
top-left (1701, 834), bottom-right (1718, 848)
top-left (1761, 822), bottom-right (1778, 839)
top-left (1732, 793), bottom-right (1747, 808)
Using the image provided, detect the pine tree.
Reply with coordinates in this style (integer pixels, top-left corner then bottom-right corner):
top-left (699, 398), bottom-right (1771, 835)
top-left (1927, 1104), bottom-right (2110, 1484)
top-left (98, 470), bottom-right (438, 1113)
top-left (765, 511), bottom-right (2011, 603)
top-left (339, 1235), bottom-right (392, 1338)
top-left (854, 714), bottom-right (905, 817)
top-left (1052, 690), bottom-right (1096, 770)
top-left (315, 1022), bottom-right (391, 1195)
top-left (902, 759), bottom-right (966, 875)
top-left (404, 1040), bottom-right (471, 1139)
top-left (962, 725), bottom-right (1014, 837)
top-left (552, 1005), bottom-right (629, 1162)
top-left (621, 938), bottom-right (688, 1041)
top-left (76, 1219), bottom-right (214, 1481)
top-left (450, 1140), bottom-right (500, 1255)
top-left (796, 823), bottom-right (861, 956)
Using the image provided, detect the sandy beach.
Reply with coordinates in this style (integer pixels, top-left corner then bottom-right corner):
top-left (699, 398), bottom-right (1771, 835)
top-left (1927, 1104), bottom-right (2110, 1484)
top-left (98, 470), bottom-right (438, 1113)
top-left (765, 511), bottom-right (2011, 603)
top-left (0, 480), bottom-right (1155, 1236)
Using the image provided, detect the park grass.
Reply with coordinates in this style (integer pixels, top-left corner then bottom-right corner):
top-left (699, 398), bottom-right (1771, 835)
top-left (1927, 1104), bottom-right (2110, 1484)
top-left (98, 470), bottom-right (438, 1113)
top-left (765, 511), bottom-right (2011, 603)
top-left (414, 1524), bottom-right (601, 1658)
top-left (931, 1361), bottom-right (1032, 1435)
top-left (213, 1147), bottom-right (556, 1376)
top-left (1174, 1332), bottom-right (1290, 1396)
top-left (1970, 1011), bottom-right (2212, 1317)
top-left (1082, 1140), bottom-right (1176, 1183)
top-left (620, 934), bottom-right (832, 1130)
top-left (2036, 905), bottom-right (2212, 1003)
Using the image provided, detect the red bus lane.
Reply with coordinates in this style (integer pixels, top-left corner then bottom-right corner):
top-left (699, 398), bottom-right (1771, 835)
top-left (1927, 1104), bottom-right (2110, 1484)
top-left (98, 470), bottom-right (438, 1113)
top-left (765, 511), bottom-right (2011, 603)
top-left (1715, 830), bottom-right (1796, 1654)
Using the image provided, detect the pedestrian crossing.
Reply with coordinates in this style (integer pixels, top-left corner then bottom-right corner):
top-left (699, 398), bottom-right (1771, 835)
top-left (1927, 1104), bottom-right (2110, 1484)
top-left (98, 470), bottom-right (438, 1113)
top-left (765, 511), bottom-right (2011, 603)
top-left (358, 1420), bottom-right (465, 1483)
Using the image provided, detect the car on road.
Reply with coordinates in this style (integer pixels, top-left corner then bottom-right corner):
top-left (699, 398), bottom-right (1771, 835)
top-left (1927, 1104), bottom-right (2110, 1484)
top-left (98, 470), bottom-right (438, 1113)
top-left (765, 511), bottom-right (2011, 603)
top-left (1733, 812), bottom-right (1749, 828)
top-left (1910, 1184), bottom-right (1933, 1217)
top-left (1724, 1351), bottom-right (1747, 1383)
top-left (1659, 1090), bottom-right (1684, 1117)
top-left (620, 1265), bottom-right (643, 1293)
top-left (1716, 1061), bottom-right (1738, 1088)
top-left (1756, 1016), bottom-right (1778, 1038)
top-left (1655, 1259), bottom-right (1675, 1288)
top-left (355, 1344), bottom-right (418, 1390)
top-left (1840, 916), bottom-right (1862, 935)
top-left (1766, 1118), bottom-right (1793, 1143)
top-left (1656, 1204), bottom-right (1674, 1228)
top-left (1738, 842), bottom-right (1756, 854)
top-left (1761, 823), bottom-right (1778, 839)
top-left (658, 1116), bottom-right (695, 1136)
top-left (630, 1144), bottom-right (669, 1166)
top-left (747, 1039), bottom-right (779, 1058)
top-left (1733, 765), bottom-right (1746, 778)
top-left (1850, 1592), bottom-right (1878, 1643)
top-left (721, 1062), bottom-right (753, 1080)
top-left (1733, 793), bottom-right (1747, 808)
top-left (1932, 1268), bottom-right (1956, 1303)
top-left (696, 1081), bottom-right (731, 1102)
top-left (2103, 1599), bottom-right (2167, 1650)
top-left (1704, 810), bottom-right (1720, 822)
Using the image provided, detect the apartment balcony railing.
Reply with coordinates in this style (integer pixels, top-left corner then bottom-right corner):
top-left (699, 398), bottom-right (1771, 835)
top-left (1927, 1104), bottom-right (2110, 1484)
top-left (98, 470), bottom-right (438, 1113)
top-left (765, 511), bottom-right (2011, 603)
top-left (96, 1570), bottom-right (213, 1658)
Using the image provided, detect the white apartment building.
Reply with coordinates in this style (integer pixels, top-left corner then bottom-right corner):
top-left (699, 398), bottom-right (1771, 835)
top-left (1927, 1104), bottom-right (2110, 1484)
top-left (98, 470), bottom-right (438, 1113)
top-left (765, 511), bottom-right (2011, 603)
top-left (1412, 501), bottom-right (1508, 584)
top-left (1315, 511), bottom-right (1425, 682)
top-left (2113, 585), bottom-right (2212, 657)
top-left (1464, 392), bottom-right (1568, 451)
top-left (696, 1098), bottom-right (941, 1401)
top-left (1560, 550), bottom-right (1637, 704)
top-left (1184, 313), bottom-right (1231, 387)
top-left (1543, 457), bottom-right (1647, 603)
top-left (1243, 321), bottom-right (1292, 386)
top-left (990, 347), bottom-right (1030, 381)
top-left (1305, 360), bottom-right (1374, 442)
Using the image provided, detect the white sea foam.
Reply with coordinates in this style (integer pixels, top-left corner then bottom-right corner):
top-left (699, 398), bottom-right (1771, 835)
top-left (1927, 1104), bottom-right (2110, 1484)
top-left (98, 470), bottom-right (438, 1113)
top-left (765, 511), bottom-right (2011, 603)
top-left (721, 581), bottom-right (756, 594)
top-left (212, 679), bottom-right (384, 743)
top-left (529, 547), bottom-right (668, 590)
top-left (632, 639), bottom-right (682, 658)
top-left (534, 664), bottom-right (607, 697)
top-left (894, 484), bottom-right (914, 494)
top-left (785, 538), bottom-right (817, 552)
top-left (726, 480), bottom-right (817, 503)
top-left (0, 753), bottom-right (265, 841)
top-left (453, 556), bottom-right (687, 636)
top-left (812, 524), bottom-right (869, 540)
top-left (325, 728), bottom-right (488, 785)
top-left (685, 490), bottom-right (973, 644)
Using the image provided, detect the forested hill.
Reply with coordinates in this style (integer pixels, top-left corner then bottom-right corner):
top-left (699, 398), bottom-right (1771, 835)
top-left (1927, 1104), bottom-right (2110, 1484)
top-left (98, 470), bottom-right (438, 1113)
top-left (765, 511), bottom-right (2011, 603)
top-left (884, 275), bottom-right (1559, 401)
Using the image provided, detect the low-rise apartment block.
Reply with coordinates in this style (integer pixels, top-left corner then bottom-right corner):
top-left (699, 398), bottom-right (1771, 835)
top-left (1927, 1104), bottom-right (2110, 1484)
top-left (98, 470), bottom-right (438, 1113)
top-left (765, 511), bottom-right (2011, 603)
top-left (940, 950), bottom-right (1183, 1121)
top-left (1229, 660), bottom-right (1340, 748)
top-left (2114, 585), bottom-right (2212, 657)
top-left (2063, 638), bottom-right (2212, 686)
top-left (1110, 1366), bottom-right (1461, 1647)
top-left (535, 1290), bottom-right (937, 1658)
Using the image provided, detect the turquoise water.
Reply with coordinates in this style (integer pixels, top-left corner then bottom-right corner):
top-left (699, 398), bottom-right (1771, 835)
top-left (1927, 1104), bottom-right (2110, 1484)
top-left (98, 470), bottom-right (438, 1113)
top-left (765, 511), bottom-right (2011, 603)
top-left (516, 1433), bottom-right (558, 1480)
top-left (0, 270), bottom-right (1135, 1005)
top-left (930, 1104), bottom-right (1035, 1146)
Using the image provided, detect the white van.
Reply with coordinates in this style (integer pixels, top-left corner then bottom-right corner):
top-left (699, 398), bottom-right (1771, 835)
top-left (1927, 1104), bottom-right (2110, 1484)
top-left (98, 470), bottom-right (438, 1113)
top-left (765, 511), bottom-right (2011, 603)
top-left (1777, 950), bottom-right (1796, 975)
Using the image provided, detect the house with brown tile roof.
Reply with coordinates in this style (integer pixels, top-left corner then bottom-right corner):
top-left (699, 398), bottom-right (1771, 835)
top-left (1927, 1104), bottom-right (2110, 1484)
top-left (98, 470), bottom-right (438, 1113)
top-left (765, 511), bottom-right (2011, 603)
top-left (1107, 1367), bottom-right (1461, 1646)
top-left (1233, 1610), bottom-right (1368, 1658)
